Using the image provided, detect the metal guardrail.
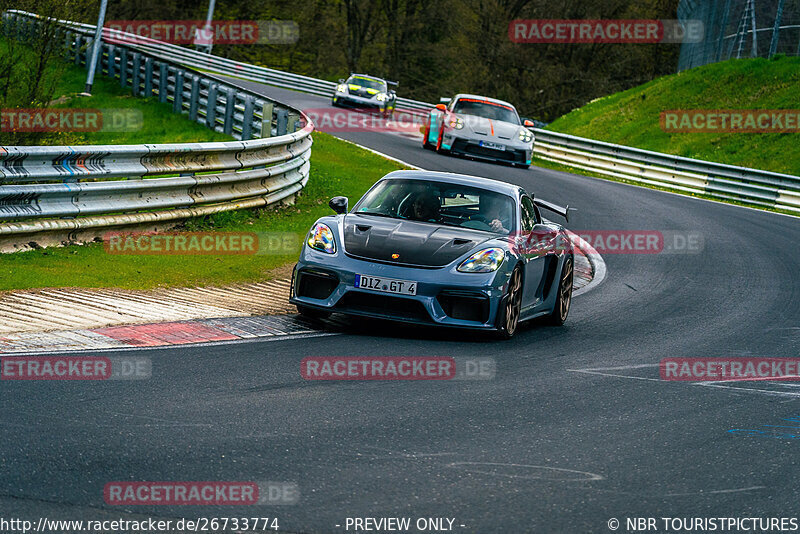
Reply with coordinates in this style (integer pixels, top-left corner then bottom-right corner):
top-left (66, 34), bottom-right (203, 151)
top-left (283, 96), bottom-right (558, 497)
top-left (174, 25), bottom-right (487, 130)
top-left (4, 9), bottom-right (799, 224)
top-left (533, 130), bottom-right (800, 214)
top-left (0, 11), bottom-right (314, 242)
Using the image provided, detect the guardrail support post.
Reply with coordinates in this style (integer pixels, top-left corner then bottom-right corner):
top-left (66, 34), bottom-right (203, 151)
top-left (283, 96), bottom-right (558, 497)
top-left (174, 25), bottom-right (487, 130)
top-left (174, 71), bottom-right (185, 113)
top-left (288, 111), bottom-right (299, 133)
top-left (96, 43), bottom-right (105, 76)
top-left (223, 89), bottom-right (236, 136)
top-left (12, 15), bottom-right (21, 41)
top-left (261, 103), bottom-right (273, 138)
top-left (14, 15), bottom-right (24, 41)
top-left (132, 53), bottom-right (141, 96)
top-left (242, 96), bottom-right (255, 140)
top-left (65, 31), bottom-right (74, 61)
top-left (74, 36), bottom-right (83, 66)
top-left (206, 84), bottom-right (218, 130)
top-left (144, 58), bottom-right (153, 97)
top-left (82, 37), bottom-right (90, 67)
top-left (107, 45), bottom-right (116, 81)
top-left (158, 63), bottom-right (168, 103)
top-left (276, 109), bottom-right (288, 136)
top-left (119, 48), bottom-right (128, 87)
top-left (189, 76), bottom-right (200, 121)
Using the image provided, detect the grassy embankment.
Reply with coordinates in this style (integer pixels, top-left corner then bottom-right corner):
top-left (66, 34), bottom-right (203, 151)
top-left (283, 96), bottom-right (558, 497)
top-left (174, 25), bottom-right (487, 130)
top-left (536, 55), bottom-right (800, 212)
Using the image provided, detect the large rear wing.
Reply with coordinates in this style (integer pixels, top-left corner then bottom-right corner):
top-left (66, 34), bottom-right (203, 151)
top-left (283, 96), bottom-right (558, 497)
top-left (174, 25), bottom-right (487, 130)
top-left (534, 198), bottom-right (572, 223)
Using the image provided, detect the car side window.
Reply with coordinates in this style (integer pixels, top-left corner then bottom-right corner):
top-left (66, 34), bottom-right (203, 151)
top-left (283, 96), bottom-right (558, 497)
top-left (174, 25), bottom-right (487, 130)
top-left (521, 196), bottom-right (537, 231)
top-left (532, 203), bottom-right (542, 225)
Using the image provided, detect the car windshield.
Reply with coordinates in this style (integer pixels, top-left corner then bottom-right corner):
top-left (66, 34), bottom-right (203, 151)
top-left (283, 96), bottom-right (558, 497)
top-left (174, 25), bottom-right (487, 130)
top-left (354, 179), bottom-right (516, 235)
top-left (347, 76), bottom-right (386, 91)
top-left (452, 99), bottom-right (520, 124)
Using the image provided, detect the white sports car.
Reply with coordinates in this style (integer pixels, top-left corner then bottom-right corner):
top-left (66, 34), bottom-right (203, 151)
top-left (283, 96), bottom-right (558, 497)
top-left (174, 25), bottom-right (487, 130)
top-left (422, 94), bottom-right (535, 168)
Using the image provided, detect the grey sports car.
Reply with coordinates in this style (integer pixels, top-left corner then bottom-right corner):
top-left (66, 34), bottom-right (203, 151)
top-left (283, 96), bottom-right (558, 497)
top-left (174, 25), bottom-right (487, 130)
top-left (290, 170), bottom-right (574, 338)
top-left (331, 74), bottom-right (397, 117)
top-left (423, 94), bottom-right (535, 168)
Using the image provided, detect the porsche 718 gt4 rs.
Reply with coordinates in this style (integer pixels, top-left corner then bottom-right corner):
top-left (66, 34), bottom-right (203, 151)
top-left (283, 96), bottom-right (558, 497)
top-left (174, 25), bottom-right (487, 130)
top-left (290, 170), bottom-right (574, 338)
top-left (331, 74), bottom-right (397, 117)
top-left (423, 94), bottom-right (535, 168)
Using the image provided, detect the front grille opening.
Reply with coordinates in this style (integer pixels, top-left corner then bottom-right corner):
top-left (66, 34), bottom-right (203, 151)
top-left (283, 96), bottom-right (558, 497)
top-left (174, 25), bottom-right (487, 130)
top-left (451, 139), bottom-right (524, 163)
top-left (296, 270), bottom-right (339, 300)
top-left (437, 291), bottom-right (490, 323)
top-left (336, 291), bottom-right (432, 322)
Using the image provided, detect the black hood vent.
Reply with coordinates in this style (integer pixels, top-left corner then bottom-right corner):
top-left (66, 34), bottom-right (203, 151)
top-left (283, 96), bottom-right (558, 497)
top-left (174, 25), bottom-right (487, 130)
top-left (343, 214), bottom-right (493, 267)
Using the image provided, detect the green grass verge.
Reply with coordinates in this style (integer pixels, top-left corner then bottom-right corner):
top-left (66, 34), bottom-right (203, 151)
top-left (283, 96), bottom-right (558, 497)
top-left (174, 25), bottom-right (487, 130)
top-left (1, 36), bottom-right (232, 146)
top-left (0, 133), bottom-right (404, 291)
top-left (1, 47), bottom-right (404, 291)
top-left (547, 56), bottom-right (800, 176)
top-left (47, 57), bottom-right (234, 146)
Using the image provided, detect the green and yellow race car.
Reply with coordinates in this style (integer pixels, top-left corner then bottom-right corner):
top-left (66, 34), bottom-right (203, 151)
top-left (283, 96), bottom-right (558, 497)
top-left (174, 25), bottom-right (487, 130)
top-left (331, 74), bottom-right (398, 117)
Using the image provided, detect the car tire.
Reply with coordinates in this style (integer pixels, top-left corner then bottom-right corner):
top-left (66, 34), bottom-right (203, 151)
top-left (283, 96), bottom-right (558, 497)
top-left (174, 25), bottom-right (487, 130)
top-left (495, 266), bottom-right (524, 339)
top-left (545, 255), bottom-right (573, 326)
top-left (297, 305), bottom-right (331, 320)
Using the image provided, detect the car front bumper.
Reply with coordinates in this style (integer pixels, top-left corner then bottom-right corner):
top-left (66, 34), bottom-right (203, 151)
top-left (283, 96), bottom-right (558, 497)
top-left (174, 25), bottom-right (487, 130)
top-left (290, 247), bottom-right (512, 330)
top-left (441, 135), bottom-right (532, 165)
top-left (332, 92), bottom-right (388, 111)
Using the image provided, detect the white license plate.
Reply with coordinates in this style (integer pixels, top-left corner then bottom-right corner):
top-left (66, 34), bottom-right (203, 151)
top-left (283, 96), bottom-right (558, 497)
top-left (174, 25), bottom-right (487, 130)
top-left (355, 274), bottom-right (417, 296)
top-left (479, 141), bottom-right (505, 150)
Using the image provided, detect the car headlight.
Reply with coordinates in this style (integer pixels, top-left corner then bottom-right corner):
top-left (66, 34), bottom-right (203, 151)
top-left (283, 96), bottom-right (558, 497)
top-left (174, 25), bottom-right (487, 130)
top-left (449, 116), bottom-right (464, 129)
top-left (336, 84), bottom-right (348, 93)
top-left (518, 128), bottom-right (534, 143)
top-left (376, 92), bottom-right (387, 101)
top-left (457, 248), bottom-right (505, 273)
top-left (307, 223), bottom-right (336, 254)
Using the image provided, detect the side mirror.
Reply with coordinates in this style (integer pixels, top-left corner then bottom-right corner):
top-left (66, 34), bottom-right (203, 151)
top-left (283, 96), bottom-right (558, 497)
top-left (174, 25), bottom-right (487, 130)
top-left (329, 196), bottom-right (348, 214)
top-left (530, 223), bottom-right (556, 236)
top-left (338, 78), bottom-right (345, 83)
top-left (435, 103), bottom-right (447, 112)
top-left (518, 224), bottom-right (560, 256)
top-left (389, 89), bottom-right (396, 95)
top-left (523, 119), bottom-right (535, 127)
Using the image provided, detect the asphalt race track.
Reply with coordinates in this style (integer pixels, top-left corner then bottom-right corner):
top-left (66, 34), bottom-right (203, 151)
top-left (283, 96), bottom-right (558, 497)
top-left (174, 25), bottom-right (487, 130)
top-left (2, 81), bottom-right (799, 533)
